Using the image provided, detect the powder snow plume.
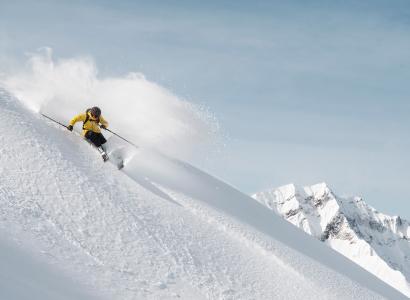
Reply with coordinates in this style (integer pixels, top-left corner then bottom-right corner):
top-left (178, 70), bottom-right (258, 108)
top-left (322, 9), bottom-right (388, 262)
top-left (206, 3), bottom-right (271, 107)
top-left (1, 48), bottom-right (219, 159)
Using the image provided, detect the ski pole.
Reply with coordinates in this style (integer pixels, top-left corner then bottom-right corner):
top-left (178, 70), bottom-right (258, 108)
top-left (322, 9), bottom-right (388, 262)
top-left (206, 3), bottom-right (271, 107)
top-left (41, 113), bottom-right (69, 129)
top-left (101, 126), bottom-right (139, 148)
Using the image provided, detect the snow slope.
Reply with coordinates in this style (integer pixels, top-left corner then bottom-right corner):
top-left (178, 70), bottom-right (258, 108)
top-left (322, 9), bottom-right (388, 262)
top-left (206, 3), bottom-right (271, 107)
top-left (0, 235), bottom-right (100, 300)
top-left (253, 183), bottom-right (410, 297)
top-left (0, 87), bottom-right (407, 299)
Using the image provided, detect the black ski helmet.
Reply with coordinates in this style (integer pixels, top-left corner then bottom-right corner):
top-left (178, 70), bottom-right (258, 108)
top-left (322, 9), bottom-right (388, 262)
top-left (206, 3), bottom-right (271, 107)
top-left (90, 106), bottom-right (101, 117)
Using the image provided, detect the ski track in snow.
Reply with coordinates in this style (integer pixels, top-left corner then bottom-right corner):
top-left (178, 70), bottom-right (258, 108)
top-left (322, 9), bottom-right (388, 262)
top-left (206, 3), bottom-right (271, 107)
top-left (0, 88), bottom-right (405, 299)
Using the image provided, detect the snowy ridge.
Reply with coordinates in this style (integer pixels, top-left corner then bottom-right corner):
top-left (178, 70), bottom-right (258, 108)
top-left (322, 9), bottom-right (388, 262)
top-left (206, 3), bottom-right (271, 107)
top-left (253, 183), bottom-right (410, 297)
top-left (0, 87), bottom-right (407, 299)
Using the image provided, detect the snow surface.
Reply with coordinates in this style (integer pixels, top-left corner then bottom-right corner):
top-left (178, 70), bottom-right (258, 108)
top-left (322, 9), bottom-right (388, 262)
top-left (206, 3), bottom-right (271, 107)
top-left (0, 235), bottom-right (100, 300)
top-left (253, 183), bottom-right (410, 297)
top-left (0, 87), bottom-right (407, 299)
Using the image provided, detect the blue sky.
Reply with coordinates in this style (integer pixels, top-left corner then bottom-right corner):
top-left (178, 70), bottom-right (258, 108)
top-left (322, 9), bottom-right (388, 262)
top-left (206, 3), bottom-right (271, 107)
top-left (1, 0), bottom-right (410, 217)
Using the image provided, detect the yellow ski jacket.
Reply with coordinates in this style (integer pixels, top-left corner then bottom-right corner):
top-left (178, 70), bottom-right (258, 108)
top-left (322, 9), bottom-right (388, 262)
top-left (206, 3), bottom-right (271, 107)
top-left (69, 111), bottom-right (109, 136)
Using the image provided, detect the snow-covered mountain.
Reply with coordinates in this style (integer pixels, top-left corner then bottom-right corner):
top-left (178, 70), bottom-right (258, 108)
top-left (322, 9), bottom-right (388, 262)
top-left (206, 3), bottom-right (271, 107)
top-left (0, 86), bottom-right (408, 299)
top-left (253, 183), bottom-right (410, 297)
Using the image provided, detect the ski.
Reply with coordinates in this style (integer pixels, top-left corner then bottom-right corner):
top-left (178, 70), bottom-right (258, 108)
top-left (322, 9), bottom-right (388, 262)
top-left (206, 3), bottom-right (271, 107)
top-left (106, 147), bottom-right (125, 170)
top-left (97, 144), bottom-right (125, 169)
top-left (117, 160), bottom-right (124, 170)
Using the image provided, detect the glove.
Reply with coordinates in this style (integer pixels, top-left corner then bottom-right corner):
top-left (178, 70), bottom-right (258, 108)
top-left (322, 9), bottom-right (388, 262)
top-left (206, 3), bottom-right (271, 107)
top-left (67, 125), bottom-right (73, 131)
top-left (100, 125), bottom-right (106, 129)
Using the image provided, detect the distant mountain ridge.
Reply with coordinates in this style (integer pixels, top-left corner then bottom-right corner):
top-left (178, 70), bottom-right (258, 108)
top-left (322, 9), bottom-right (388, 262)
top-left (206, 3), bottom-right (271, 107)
top-left (253, 183), bottom-right (410, 297)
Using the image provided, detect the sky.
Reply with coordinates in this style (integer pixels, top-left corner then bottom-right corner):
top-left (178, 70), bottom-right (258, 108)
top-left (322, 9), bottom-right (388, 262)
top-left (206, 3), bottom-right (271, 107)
top-left (1, 0), bottom-right (410, 217)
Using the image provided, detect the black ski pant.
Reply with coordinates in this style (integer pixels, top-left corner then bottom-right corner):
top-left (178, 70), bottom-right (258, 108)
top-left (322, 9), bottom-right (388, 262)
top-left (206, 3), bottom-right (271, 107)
top-left (85, 131), bottom-right (107, 148)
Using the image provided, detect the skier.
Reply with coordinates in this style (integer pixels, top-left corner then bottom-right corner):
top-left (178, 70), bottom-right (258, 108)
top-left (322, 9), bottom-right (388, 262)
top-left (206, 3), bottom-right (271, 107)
top-left (67, 106), bottom-right (109, 161)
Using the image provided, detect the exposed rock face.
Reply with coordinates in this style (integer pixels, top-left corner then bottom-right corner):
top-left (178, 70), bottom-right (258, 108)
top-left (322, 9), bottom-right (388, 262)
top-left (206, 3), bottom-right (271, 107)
top-left (253, 183), bottom-right (410, 297)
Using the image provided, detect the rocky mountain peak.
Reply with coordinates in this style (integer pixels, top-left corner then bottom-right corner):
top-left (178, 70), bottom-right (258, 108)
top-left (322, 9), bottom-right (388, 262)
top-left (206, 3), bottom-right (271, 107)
top-left (253, 183), bottom-right (410, 296)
